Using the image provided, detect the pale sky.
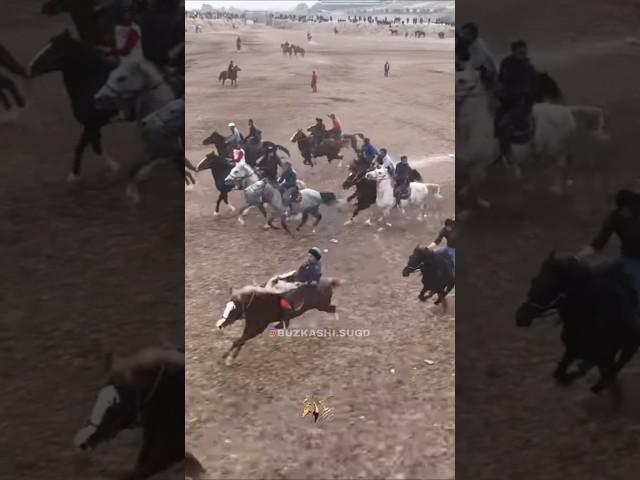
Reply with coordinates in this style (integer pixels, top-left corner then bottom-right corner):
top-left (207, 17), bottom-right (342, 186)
top-left (185, 1), bottom-right (318, 11)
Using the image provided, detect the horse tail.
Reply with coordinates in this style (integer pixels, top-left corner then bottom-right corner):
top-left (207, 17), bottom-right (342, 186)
top-left (320, 192), bottom-right (337, 204)
top-left (567, 106), bottom-right (610, 142)
top-left (275, 144), bottom-right (290, 157)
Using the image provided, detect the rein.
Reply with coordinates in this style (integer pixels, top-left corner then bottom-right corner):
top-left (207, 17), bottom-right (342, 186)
top-left (133, 363), bottom-right (167, 427)
top-left (523, 293), bottom-right (565, 314)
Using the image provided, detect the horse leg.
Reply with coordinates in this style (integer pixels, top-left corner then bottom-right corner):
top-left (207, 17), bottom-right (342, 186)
top-left (344, 205), bottom-right (362, 225)
top-left (88, 126), bottom-right (119, 174)
top-left (237, 205), bottom-right (252, 225)
top-left (214, 192), bottom-right (224, 216)
top-left (418, 286), bottom-right (428, 302)
top-left (296, 212), bottom-right (309, 231)
top-left (69, 128), bottom-right (91, 182)
top-left (346, 192), bottom-right (357, 203)
top-left (223, 324), bottom-right (266, 366)
top-left (553, 349), bottom-right (576, 385)
top-left (310, 211), bottom-right (322, 233)
top-left (223, 191), bottom-right (235, 212)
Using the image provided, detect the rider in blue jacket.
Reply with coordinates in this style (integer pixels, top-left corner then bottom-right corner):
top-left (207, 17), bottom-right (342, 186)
top-left (274, 247), bottom-right (323, 329)
top-left (361, 138), bottom-right (378, 164)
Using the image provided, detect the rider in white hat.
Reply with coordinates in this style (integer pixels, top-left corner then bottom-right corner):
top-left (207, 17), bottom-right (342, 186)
top-left (225, 122), bottom-right (242, 152)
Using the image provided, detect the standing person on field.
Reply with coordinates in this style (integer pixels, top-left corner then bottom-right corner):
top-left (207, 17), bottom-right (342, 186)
top-left (384, 60), bottom-right (390, 77)
top-left (311, 70), bottom-right (318, 93)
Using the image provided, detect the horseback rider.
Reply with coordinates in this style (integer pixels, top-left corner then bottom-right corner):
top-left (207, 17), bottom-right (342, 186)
top-left (327, 113), bottom-right (342, 139)
top-left (96, 6), bottom-right (144, 67)
top-left (375, 148), bottom-right (396, 176)
top-left (246, 118), bottom-right (262, 143)
top-left (495, 40), bottom-right (538, 164)
top-left (277, 161), bottom-right (300, 214)
top-left (574, 188), bottom-right (640, 296)
top-left (225, 122), bottom-right (243, 151)
top-left (460, 23), bottom-right (497, 87)
top-left (232, 146), bottom-right (245, 163)
top-left (307, 117), bottom-right (326, 156)
top-left (274, 247), bottom-right (323, 329)
top-left (361, 137), bottom-right (379, 164)
top-left (393, 156), bottom-right (412, 206)
top-left (227, 60), bottom-right (234, 75)
top-left (429, 218), bottom-right (457, 271)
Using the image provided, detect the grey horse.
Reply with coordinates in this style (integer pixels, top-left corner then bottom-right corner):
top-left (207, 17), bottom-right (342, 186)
top-left (224, 162), bottom-right (336, 234)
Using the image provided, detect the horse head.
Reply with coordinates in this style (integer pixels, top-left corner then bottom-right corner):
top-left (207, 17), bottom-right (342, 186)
top-left (402, 245), bottom-right (430, 277)
top-left (73, 348), bottom-right (177, 452)
top-left (516, 251), bottom-right (577, 326)
top-left (202, 130), bottom-right (226, 148)
top-left (28, 29), bottom-right (80, 77)
top-left (364, 166), bottom-right (389, 183)
top-left (342, 158), bottom-right (368, 189)
top-left (290, 129), bottom-right (305, 143)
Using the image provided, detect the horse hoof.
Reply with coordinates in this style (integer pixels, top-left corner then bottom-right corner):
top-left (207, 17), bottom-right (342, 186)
top-left (213, 211), bottom-right (219, 217)
top-left (377, 227), bottom-right (385, 232)
top-left (365, 219), bottom-right (373, 226)
top-left (185, 184), bottom-right (194, 191)
top-left (263, 224), bottom-right (271, 230)
top-left (238, 218), bottom-right (245, 225)
top-left (228, 205), bottom-right (236, 212)
top-left (224, 356), bottom-right (234, 367)
top-left (67, 172), bottom-right (81, 183)
top-left (311, 229), bottom-right (317, 234)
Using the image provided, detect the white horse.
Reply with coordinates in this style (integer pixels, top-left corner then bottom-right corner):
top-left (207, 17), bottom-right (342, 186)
top-left (455, 61), bottom-right (609, 206)
top-left (94, 59), bottom-right (177, 202)
top-left (364, 166), bottom-right (440, 232)
top-left (223, 161), bottom-right (269, 226)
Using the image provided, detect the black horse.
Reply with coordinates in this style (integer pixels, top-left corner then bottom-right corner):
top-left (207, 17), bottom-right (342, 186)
top-left (403, 246), bottom-right (455, 307)
top-left (201, 130), bottom-right (290, 166)
top-left (342, 157), bottom-right (377, 223)
top-left (516, 253), bottom-right (639, 403)
top-left (219, 66), bottom-right (241, 87)
top-left (72, 348), bottom-right (187, 479)
top-left (0, 43), bottom-right (28, 111)
top-left (28, 30), bottom-right (119, 181)
top-left (195, 152), bottom-right (236, 216)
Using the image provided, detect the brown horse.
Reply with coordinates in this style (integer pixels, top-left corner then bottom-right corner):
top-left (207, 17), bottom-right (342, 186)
top-left (290, 129), bottom-right (343, 166)
top-left (219, 65), bottom-right (241, 87)
top-left (72, 347), bottom-right (195, 479)
top-left (216, 280), bottom-right (343, 365)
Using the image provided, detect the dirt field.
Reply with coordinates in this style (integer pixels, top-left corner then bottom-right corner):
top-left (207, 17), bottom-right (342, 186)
top-left (185, 20), bottom-right (455, 480)
top-left (2, 3), bottom-right (183, 479)
top-left (456, 1), bottom-right (640, 479)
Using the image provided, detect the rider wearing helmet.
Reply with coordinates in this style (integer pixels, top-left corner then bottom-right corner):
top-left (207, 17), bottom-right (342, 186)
top-left (274, 247), bottom-right (323, 329)
top-left (429, 218), bottom-right (457, 269)
top-left (574, 188), bottom-right (640, 294)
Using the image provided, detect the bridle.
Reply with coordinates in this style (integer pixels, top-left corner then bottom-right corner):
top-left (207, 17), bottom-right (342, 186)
top-left (522, 293), bottom-right (566, 317)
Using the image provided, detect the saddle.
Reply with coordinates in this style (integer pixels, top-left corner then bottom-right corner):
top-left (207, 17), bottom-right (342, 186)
top-left (495, 102), bottom-right (536, 145)
top-left (394, 183), bottom-right (411, 200)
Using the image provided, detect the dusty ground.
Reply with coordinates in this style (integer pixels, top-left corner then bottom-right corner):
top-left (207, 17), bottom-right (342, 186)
top-left (185, 20), bottom-right (454, 480)
top-left (456, 1), bottom-right (640, 479)
top-left (1, 3), bottom-right (183, 479)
